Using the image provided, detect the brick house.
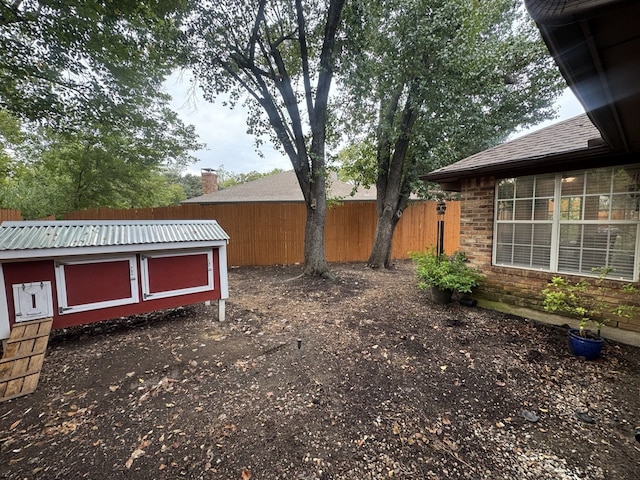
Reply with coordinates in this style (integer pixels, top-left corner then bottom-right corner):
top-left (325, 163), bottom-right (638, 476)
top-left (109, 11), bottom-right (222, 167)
top-left (424, 0), bottom-right (640, 339)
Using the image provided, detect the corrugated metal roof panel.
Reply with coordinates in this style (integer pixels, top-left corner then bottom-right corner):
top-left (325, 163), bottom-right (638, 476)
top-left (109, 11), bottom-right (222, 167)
top-left (0, 220), bottom-right (229, 252)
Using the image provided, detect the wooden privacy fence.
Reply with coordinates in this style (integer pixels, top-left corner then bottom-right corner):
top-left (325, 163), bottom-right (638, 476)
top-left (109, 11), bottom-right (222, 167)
top-left (0, 209), bottom-right (22, 222)
top-left (62, 201), bottom-right (461, 266)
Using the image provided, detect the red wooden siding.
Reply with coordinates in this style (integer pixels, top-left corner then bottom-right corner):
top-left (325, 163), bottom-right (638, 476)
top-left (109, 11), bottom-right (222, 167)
top-left (65, 260), bottom-right (133, 305)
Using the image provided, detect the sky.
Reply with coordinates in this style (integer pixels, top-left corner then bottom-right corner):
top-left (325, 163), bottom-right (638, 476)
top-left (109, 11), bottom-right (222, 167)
top-left (165, 72), bottom-right (585, 176)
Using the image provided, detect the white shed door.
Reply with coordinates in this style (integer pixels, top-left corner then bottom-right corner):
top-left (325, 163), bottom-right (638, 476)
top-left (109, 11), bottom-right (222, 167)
top-left (12, 281), bottom-right (54, 322)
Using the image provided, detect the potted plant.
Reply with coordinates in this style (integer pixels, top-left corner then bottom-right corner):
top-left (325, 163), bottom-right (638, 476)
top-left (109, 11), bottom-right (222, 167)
top-left (410, 249), bottom-right (483, 304)
top-left (542, 267), bottom-right (639, 360)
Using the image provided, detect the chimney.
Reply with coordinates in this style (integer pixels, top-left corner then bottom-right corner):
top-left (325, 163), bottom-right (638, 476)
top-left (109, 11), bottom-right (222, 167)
top-left (201, 168), bottom-right (218, 194)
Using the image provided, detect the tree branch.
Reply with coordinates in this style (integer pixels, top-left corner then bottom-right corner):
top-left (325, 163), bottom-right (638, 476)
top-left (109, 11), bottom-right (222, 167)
top-left (295, 0), bottom-right (315, 128)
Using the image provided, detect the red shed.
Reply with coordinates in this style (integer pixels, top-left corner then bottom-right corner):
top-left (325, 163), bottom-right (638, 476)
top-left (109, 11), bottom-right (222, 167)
top-left (0, 220), bottom-right (230, 341)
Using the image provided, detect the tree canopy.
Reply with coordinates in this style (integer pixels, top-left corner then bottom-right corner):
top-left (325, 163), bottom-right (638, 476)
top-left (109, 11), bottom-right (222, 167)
top-left (339, 0), bottom-right (565, 268)
top-left (0, 108), bottom-right (200, 219)
top-left (0, 0), bottom-right (190, 128)
top-left (0, 1), bottom-right (203, 218)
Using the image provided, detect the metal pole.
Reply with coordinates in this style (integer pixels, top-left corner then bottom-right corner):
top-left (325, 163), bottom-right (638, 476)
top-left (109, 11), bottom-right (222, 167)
top-left (436, 200), bottom-right (447, 257)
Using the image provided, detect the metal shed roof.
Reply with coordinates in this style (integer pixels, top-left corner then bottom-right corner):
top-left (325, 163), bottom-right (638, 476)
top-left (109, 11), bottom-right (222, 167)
top-left (0, 220), bottom-right (229, 259)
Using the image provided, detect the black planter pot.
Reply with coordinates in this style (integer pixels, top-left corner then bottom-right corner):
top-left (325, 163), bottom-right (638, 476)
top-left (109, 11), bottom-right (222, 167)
top-left (430, 287), bottom-right (453, 304)
top-left (568, 328), bottom-right (604, 360)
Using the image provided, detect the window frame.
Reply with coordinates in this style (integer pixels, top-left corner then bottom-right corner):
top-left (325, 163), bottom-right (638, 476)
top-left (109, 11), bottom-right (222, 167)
top-left (493, 167), bottom-right (640, 281)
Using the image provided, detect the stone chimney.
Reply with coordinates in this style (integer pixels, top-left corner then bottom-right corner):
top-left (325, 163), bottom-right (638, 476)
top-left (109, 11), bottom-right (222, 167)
top-left (201, 168), bottom-right (218, 194)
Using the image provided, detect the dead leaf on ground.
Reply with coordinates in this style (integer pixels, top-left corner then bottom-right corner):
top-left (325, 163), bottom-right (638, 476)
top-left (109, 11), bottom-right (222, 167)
top-left (241, 468), bottom-right (252, 480)
top-left (125, 448), bottom-right (146, 469)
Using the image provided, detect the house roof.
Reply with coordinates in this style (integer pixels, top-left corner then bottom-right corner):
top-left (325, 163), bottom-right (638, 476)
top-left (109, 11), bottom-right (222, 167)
top-left (182, 170), bottom-right (377, 204)
top-left (422, 113), bottom-right (629, 189)
top-left (0, 220), bottom-right (229, 260)
top-left (525, 0), bottom-right (640, 152)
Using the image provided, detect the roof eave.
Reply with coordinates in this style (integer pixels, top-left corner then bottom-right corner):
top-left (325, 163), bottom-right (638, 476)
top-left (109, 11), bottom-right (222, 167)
top-left (525, 0), bottom-right (640, 152)
top-left (421, 145), bottom-right (637, 190)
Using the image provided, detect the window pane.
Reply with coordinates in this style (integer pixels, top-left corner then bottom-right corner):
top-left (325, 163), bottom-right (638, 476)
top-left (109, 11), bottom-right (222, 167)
top-left (613, 166), bottom-right (640, 193)
top-left (533, 199), bottom-right (553, 220)
top-left (497, 200), bottom-right (513, 220)
top-left (515, 177), bottom-right (534, 198)
top-left (514, 199), bottom-right (532, 220)
top-left (610, 225), bottom-right (637, 278)
top-left (496, 223), bottom-right (514, 243)
top-left (611, 193), bottom-right (639, 220)
top-left (532, 224), bottom-right (552, 245)
top-left (561, 172), bottom-right (584, 195)
top-left (513, 245), bottom-right (532, 266)
top-left (532, 246), bottom-right (551, 268)
top-left (560, 196), bottom-right (583, 220)
top-left (514, 224), bottom-right (532, 244)
top-left (559, 224), bottom-right (582, 248)
top-left (585, 168), bottom-right (612, 194)
top-left (497, 179), bottom-right (515, 199)
top-left (495, 244), bottom-right (513, 264)
top-left (535, 175), bottom-right (556, 197)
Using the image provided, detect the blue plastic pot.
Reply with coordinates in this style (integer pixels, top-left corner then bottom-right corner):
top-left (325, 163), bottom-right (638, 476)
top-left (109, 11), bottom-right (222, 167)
top-left (568, 328), bottom-right (604, 360)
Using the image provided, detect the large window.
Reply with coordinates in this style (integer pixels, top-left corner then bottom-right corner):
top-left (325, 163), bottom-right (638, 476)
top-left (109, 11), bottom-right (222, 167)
top-left (494, 166), bottom-right (640, 280)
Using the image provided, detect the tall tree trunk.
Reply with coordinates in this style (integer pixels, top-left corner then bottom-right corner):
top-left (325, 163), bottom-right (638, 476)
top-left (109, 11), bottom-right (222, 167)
top-left (368, 205), bottom-right (402, 268)
top-left (368, 83), bottom-right (420, 269)
top-left (303, 189), bottom-right (330, 277)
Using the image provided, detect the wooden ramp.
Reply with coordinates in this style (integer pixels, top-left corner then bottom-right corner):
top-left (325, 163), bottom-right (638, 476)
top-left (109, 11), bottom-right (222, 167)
top-left (0, 318), bottom-right (53, 402)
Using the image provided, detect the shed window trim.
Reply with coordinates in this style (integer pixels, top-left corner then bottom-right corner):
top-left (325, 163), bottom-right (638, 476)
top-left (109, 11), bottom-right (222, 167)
top-left (55, 256), bottom-right (139, 314)
top-left (493, 166), bottom-right (640, 281)
top-left (140, 250), bottom-right (214, 301)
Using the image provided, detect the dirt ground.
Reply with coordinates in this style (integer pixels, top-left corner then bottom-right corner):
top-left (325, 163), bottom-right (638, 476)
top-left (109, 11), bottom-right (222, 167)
top-left (1, 260), bottom-right (640, 479)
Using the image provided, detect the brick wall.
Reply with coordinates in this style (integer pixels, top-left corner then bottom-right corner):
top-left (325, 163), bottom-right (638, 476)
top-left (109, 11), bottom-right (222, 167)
top-left (459, 177), bottom-right (640, 333)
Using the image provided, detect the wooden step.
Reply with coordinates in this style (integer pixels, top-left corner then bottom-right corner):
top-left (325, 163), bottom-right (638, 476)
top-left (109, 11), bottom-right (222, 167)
top-left (0, 318), bottom-right (53, 402)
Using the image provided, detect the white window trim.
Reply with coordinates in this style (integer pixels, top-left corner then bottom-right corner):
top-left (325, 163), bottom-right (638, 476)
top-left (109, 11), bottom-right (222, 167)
top-left (55, 256), bottom-right (139, 314)
top-left (140, 250), bottom-right (213, 301)
top-left (493, 169), bottom-right (640, 281)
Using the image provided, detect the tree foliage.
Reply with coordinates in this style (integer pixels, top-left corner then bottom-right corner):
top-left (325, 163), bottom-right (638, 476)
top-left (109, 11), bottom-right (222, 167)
top-left (0, 0), bottom-right (191, 128)
top-left (186, 0), bottom-right (346, 277)
top-left (1, 109), bottom-right (200, 218)
top-left (216, 165), bottom-right (285, 189)
top-left (339, 0), bottom-right (565, 268)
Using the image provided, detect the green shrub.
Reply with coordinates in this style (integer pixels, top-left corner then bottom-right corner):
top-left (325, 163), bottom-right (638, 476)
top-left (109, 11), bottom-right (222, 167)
top-left (410, 248), bottom-right (483, 294)
top-left (542, 267), bottom-right (639, 337)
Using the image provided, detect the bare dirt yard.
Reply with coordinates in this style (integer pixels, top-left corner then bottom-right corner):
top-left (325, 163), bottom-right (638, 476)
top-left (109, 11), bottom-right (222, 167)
top-left (1, 260), bottom-right (640, 479)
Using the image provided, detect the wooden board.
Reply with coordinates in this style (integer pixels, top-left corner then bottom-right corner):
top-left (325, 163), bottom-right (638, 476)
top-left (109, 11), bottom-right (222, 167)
top-left (0, 318), bottom-right (53, 402)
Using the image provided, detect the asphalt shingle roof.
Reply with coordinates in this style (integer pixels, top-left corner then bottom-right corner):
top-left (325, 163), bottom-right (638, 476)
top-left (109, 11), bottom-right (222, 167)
top-left (425, 113), bottom-right (606, 183)
top-left (183, 170), bottom-right (377, 204)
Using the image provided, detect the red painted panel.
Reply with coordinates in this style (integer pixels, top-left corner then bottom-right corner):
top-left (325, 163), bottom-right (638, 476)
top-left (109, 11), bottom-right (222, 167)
top-left (65, 260), bottom-right (132, 306)
top-left (147, 253), bottom-right (209, 293)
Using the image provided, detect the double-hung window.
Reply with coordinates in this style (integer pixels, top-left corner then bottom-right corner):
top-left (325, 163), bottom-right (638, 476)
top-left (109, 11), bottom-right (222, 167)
top-left (494, 165), bottom-right (640, 281)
